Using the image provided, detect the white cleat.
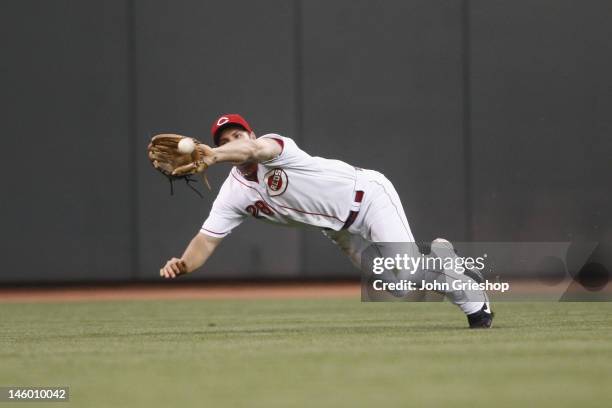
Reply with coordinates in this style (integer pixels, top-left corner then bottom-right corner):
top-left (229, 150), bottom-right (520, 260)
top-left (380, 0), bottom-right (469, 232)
top-left (430, 237), bottom-right (461, 272)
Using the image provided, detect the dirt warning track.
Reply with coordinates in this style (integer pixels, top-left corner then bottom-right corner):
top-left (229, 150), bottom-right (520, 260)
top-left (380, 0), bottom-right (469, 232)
top-left (0, 282), bottom-right (360, 303)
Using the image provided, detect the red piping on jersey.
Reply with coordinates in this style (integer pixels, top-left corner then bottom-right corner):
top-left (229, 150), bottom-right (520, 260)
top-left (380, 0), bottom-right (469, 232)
top-left (269, 137), bottom-right (284, 153)
top-left (274, 203), bottom-right (344, 222)
top-left (201, 227), bottom-right (227, 236)
top-left (230, 171), bottom-right (344, 223)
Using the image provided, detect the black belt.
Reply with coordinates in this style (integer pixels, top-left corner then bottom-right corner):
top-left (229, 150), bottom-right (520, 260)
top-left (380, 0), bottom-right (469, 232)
top-left (342, 190), bottom-right (364, 229)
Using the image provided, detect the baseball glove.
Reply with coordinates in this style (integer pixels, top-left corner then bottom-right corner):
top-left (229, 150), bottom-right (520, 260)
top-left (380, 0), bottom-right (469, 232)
top-left (147, 134), bottom-right (214, 196)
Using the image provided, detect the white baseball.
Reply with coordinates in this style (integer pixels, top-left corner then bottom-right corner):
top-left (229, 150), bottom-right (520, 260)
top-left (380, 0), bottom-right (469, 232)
top-left (177, 138), bottom-right (196, 154)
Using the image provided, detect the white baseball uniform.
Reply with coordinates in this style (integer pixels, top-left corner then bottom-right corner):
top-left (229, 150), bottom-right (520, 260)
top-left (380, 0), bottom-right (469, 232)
top-left (201, 134), bottom-right (486, 314)
top-left (201, 134), bottom-right (414, 263)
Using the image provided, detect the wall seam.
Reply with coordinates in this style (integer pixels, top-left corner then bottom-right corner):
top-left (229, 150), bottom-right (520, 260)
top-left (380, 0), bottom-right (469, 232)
top-left (462, 0), bottom-right (473, 241)
top-left (293, 0), bottom-right (306, 275)
top-left (127, 0), bottom-right (139, 280)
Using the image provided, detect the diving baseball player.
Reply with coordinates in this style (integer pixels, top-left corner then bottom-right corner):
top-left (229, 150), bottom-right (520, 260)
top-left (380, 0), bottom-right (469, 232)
top-left (149, 114), bottom-right (493, 328)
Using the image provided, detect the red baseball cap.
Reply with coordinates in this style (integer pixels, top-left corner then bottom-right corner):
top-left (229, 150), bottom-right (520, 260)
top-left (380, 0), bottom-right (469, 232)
top-left (211, 113), bottom-right (253, 145)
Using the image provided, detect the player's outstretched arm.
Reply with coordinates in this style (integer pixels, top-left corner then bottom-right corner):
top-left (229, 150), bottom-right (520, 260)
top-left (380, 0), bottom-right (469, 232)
top-left (160, 232), bottom-right (223, 279)
top-left (208, 138), bottom-right (281, 165)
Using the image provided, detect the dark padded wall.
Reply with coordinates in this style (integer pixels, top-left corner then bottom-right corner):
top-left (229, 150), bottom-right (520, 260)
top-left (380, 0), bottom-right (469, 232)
top-left (134, 0), bottom-right (301, 280)
top-left (0, 1), bottom-right (131, 282)
top-left (2, 0), bottom-right (611, 282)
top-left (300, 0), bottom-right (467, 276)
top-left (469, 0), bottom-right (612, 241)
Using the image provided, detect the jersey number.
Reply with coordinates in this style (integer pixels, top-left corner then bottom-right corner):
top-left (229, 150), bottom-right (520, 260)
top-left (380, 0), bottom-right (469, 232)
top-left (246, 200), bottom-right (273, 219)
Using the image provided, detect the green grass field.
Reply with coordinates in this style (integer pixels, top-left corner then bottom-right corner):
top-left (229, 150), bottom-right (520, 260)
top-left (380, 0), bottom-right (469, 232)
top-left (1, 300), bottom-right (611, 407)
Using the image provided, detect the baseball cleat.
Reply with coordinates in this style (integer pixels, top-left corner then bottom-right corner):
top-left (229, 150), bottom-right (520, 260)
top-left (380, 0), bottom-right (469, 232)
top-left (431, 238), bottom-right (486, 281)
top-left (430, 237), bottom-right (457, 258)
top-left (467, 301), bottom-right (494, 329)
top-left (431, 238), bottom-right (494, 328)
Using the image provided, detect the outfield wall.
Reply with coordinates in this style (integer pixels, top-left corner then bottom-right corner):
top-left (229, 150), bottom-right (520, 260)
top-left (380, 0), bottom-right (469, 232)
top-left (1, 0), bottom-right (610, 282)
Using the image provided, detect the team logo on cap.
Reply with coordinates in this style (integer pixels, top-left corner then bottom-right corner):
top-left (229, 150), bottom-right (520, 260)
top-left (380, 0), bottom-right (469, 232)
top-left (264, 168), bottom-right (288, 196)
top-left (217, 117), bottom-right (229, 126)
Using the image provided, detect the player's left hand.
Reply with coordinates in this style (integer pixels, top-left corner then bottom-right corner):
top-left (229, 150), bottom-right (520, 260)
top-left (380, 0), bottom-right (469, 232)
top-left (160, 257), bottom-right (188, 279)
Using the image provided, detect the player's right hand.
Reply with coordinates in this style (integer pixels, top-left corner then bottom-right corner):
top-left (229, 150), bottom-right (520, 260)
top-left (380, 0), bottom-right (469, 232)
top-left (160, 257), bottom-right (188, 279)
